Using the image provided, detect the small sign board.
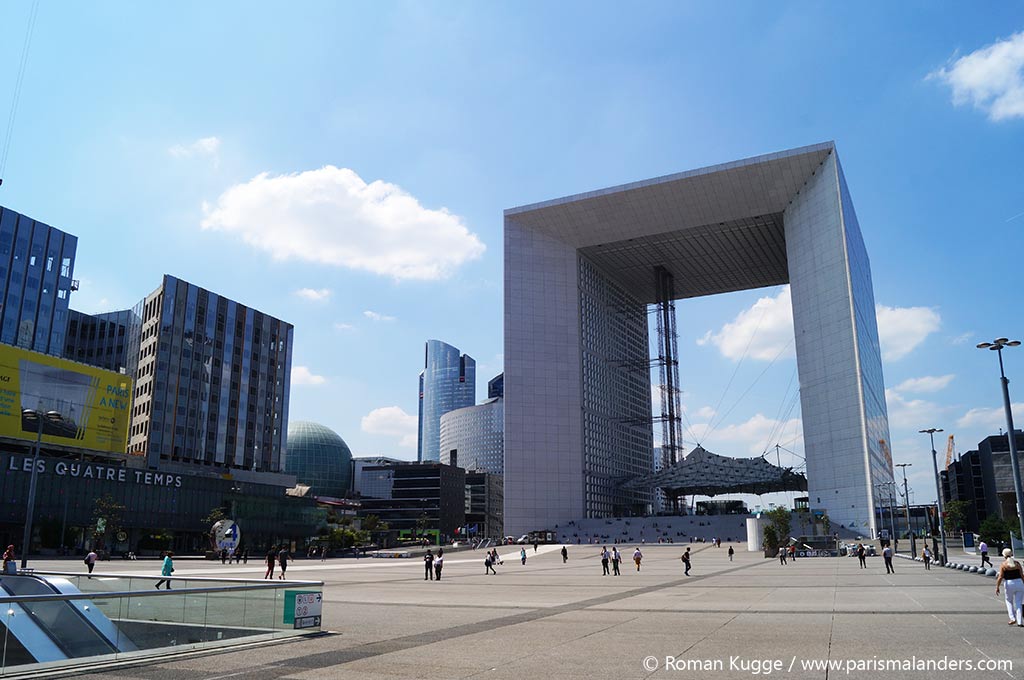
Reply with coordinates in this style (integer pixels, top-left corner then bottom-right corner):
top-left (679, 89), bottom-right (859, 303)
top-left (283, 590), bottom-right (323, 628)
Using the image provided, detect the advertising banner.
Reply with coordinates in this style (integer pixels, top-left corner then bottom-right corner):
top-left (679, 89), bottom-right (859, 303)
top-left (0, 344), bottom-right (132, 454)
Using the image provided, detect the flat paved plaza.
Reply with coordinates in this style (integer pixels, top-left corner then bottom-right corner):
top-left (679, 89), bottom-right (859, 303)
top-left (33, 543), bottom-right (1022, 679)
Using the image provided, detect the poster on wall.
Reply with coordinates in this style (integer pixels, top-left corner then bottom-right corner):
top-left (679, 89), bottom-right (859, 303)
top-left (0, 344), bottom-right (132, 454)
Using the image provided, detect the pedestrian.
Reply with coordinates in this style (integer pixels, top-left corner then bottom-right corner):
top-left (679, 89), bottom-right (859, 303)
top-left (857, 544), bottom-right (867, 569)
top-left (84, 549), bottom-right (98, 574)
top-left (789, 544), bottom-right (797, 561)
top-left (278, 548), bottom-right (290, 579)
top-left (922, 546), bottom-right (931, 570)
top-left (633, 547), bottom-right (643, 571)
top-left (520, 547), bottom-right (527, 565)
top-left (601, 546), bottom-right (610, 576)
top-left (485, 553), bottom-right (497, 575)
top-left (424, 549), bottom-right (435, 580)
top-left (996, 548), bottom-right (1024, 627)
top-left (434, 549), bottom-right (444, 580)
top-left (882, 544), bottom-right (894, 574)
top-left (533, 540), bottom-right (538, 552)
top-left (265, 546), bottom-right (277, 579)
top-left (234, 548), bottom-right (242, 564)
top-left (2, 545), bottom-right (15, 574)
top-left (612, 547), bottom-right (621, 575)
top-left (980, 541), bottom-right (993, 568)
top-left (727, 546), bottom-right (734, 562)
top-left (154, 551), bottom-right (174, 590)
top-left (778, 547), bottom-right (787, 565)
top-left (321, 546), bottom-right (328, 562)
top-left (681, 548), bottom-right (691, 575)
top-left (220, 548), bottom-right (228, 564)
top-left (243, 549), bottom-right (249, 564)
top-left (561, 546), bottom-right (568, 563)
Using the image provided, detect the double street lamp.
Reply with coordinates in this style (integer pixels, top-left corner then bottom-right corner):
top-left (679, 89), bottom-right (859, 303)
top-left (919, 427), bottom-right (947, 565)
top-left (21, 407), bottom-right (64, 569)
top-left (977, 338), bottom-right (1024, 545)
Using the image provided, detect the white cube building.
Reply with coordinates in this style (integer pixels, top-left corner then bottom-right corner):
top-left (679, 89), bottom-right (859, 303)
top-left (503, 142), bottom-right (894, 536)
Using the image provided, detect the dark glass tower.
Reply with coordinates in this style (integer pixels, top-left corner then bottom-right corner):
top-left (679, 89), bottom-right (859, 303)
top-left (418, 339), bottom-right (475, 463)
top-left (127, 275), bottom-right (293, 473)
top-left (0, 206), bottom-right (78, 356)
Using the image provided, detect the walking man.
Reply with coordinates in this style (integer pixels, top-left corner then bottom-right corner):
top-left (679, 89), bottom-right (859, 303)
top-left (434, 549), bottom-right (444, 580)
top-left (611, 547), bottom-right (621, 575)
top-left (84, 549), bottom-right (98, 574)
top-left (633, 547), bottom-right (643, 571)
top-left (264, 546), bottom-right (277, 579)
top-left (922, 546), bottom-right (932, 570)
top-left (681, 547), bottom-right (691, 575)
top-left (981, 541), bottom-right (993, 568)
top-left (485, 553), bottom-right (497, 575)
top-left (561, 546), bottom-right (568, 563)
top-left (882, 544), bottom-right (894, 574)
top-left (778, 547), bottom-right (787, 565)
top-left (728, 545), bottom-right (734, 562)
top-left (424, 549), bottom-right (435, 581)
top-left (856, 543), bottom-right (867, 569)
top-left (601, 546), bottom-right (610, 576)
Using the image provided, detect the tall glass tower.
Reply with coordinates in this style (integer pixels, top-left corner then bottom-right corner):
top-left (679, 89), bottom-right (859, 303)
top-left (418, 339), bottom-right (475, 463)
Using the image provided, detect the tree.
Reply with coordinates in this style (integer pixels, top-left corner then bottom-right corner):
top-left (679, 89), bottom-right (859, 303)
top-left (92, 494), bottom-right (125, 549)
top-left (765, 507), bottom-right (791, 544)
top-left (201, 506), bottom-right (228, 551)
top-left (820, 513), bottom-right (832, 538)
top-left (943, 500), bottom-right (969, 534)
top-left (361, 515), bottom-right (388, 533)
top-left (763, 525), bottom-right (779, 555)
top-left (978, 515), bottom-right (1015, 547)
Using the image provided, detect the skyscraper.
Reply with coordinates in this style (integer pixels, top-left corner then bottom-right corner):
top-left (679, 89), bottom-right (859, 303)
top-left (0, 206), bottom-right (78, 356)
top-left (126, 275), bottom-right (293, 473)
top-left (418, 339), bottom-right (475, 463)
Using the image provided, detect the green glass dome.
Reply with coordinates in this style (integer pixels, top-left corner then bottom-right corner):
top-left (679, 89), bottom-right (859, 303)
top-left (285, 421), bottom-right (352, 498)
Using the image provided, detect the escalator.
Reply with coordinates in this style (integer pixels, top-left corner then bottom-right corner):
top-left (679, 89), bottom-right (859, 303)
top-left (0, 573), bottom-right (136, 664)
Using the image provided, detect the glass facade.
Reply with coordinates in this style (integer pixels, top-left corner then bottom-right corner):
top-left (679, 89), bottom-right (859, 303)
top-left (578, 256), bottom-right (653, 517)
top-left (63, 309), bottom-right (138, 373)
top-left (0, 206), bottom-right (77, 357)
top-left (418, 340), bottom-right (475, 463)
top-left (284, 421), bottom-right (353, 498)
top-left (127, 275), bottom-right (293, 473)
top-left (838, 164), bottom-right (894, 494)
top-left (439, 397), bottom-right (503, 473)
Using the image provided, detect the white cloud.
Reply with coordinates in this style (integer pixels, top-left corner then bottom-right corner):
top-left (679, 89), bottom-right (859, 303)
top-left (894, 374), bottom-right (955, 394)
top-left (698, 287), bottom-right (794, 361)
top-left (361, 406), bottom-right (418, 448)
top-left (291, 365), bottom-right (326, 386)
top-left (884, 388), bottom-right (948, 430)
top-left (697, 413), bottom-right (803, 456)
top-left (691, 405), bottom-right (717, 420)
top-left (169, 136), bottom-right (221, 159)
top-left (950, 332), bottom-right (973, 345)
top-left (294, 288), bottom-right (331, 302)
top-left (957, 402), bottom-right (1024, 430)
top-left (876, 305), bottom-right (941, 361)
top-left (363, 310), bottom-right (396, 322)
top-left (334, 322), bottom-right (354, 331)
top-left (929, 31), bottom-right (1024, 121)
top-left (201, 166), bottom-right (485, 280)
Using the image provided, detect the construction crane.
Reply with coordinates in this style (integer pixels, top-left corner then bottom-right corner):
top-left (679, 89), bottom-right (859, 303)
top-left (944, 434), bottom-right (955, 470)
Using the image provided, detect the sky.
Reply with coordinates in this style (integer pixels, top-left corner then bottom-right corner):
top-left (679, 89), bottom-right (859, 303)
top-left (0, 2), bottom-right (1021, 510)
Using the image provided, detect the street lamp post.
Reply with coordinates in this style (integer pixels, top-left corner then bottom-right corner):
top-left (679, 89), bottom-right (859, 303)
top-left (895, 463), bottom-right (912, 552)
top-left (21, 408), bottom-right (63, 569)
top-left (976, 339), bottom-right (1024, 546)
top-left (919, 428), bottom-right (948, 565)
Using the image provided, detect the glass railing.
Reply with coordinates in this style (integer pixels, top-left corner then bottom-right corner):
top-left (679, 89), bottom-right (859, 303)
top-left (0, 571), bottom-right (323, 676)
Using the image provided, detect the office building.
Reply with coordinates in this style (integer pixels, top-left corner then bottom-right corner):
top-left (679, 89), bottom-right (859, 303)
top-left (503, 143), bottom-right (893, 535)
top-left (126, 275), bottom-right (294, 474)
top-left (439, 396), bottom-right (503, 474)
top-left (466, 470), bottom-right (504, 539)
top-left (417, 339), bottom-right (475, 463)
top-left (358, 462), bottom-right (466, 539)
top-left (63, 309), bottom-right (137, 374)
top-left (978, 430), bottom-right (1024, 521)
top-left (487, 373), bottom-right (504, 399)
top-left (285, 421), bottom-right (353, 498)
top-left (352, 456), bottom-right (405, 498)
top-left (941, 447), bottom-right (999, 534)
top-left (0, 206), bottom-right (78, 356)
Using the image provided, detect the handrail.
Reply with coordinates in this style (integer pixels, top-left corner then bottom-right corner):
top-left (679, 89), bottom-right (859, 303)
top-left (0, 578), bottom-right (323, 605)
top-left (26, 570), bottom-right (323, 585)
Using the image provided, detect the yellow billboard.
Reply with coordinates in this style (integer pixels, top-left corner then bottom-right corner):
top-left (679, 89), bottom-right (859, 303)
top-left (0, 344), bottom-right (132, 454)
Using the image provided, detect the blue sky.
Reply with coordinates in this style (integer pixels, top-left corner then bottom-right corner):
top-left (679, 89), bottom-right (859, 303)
top-left (0, 2), bottom-right (1021, 508)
